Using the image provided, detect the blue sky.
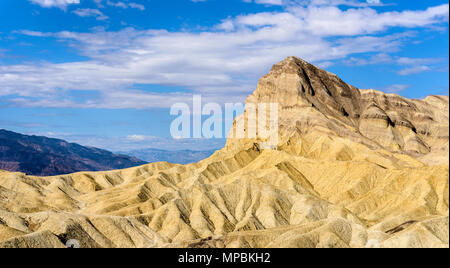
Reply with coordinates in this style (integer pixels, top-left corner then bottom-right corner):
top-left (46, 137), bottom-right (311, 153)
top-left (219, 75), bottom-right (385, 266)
top-left (0, 0), bottom-right (448, 151)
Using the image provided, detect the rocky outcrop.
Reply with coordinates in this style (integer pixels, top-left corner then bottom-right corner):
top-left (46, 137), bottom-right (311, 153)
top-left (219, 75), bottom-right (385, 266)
top-left (226, 57), bottom-right (449, 164)
top-left (0, 57), bottom-right (448, 248)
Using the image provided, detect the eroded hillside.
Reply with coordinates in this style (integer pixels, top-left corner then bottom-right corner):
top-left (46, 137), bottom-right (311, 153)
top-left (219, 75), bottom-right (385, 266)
top-left (0, 57), bottom-right (448, 248)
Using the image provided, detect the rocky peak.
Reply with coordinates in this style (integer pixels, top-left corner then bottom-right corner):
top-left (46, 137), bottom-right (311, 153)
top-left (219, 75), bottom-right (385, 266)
top-left (228, 57), bottom-right (448, 162)
top-left (248, 56), bottom-right (362, 127)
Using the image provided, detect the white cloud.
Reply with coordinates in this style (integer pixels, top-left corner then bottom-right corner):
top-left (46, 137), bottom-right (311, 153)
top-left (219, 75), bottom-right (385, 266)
top-left (30, 0), bottom-right (80, 9)
top-left (344, 53), bottom-right (444, 75)
top-left (398, 65), bottom-right (432, 76)
top-left (382, 84), bottom-right (410, 93)
top-left (128, 3), bottom-right (145, 11)
top-left (344, 53), bottom-right (392, 65)
top-left (126, 134), bottom-right (157, 141)
top-left (15, 30), bottom-right (51, 37)
top-left (106, 1), bottom-right (146, 11)
top-left (244, 0), bottom-right (283, 5)
top-left (286, 0), bottom-right (388, 7)
top-left (396, 57), bottom-right (442, 66)
top-left (2, 3), bottom-right (449, 109)
top-left (72, 8), bottom-right (109, 20)
top-left (286, 4), bottom-right (449, 36)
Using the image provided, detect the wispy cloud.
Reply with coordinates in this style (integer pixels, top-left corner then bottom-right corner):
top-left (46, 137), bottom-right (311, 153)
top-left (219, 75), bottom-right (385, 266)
top-left (72, 8), bottom-right (109, 21)
top-left (30, 0), bottom-right (80, 9)
top-left (382, 84), bottom-right (410, 94)
top-left (398, 65), bottom-right (432, 75)
top-left (243, 0), bottom-right (283, 6)
top-left (3, 3), bottom-right (449, 109)
top-left (105, 1), bottom-right (146, 11)
top-left (126, 134), bottom-right (158, 141)
top-left (344, 53), bottom-right (444, 75)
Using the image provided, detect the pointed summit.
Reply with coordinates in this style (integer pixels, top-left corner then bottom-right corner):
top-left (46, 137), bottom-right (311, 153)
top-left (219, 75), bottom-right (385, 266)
top-left (229, 56), bottom-right (448, 159)
top-left (249, 56), bottom-right (362, 125)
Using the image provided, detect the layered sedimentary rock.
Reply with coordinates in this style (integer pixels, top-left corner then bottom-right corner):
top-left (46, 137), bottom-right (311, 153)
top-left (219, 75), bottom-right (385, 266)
top-left (227, 57), bottom-right (448, 162)
top-left (0, 57), bottom-right (448, 248)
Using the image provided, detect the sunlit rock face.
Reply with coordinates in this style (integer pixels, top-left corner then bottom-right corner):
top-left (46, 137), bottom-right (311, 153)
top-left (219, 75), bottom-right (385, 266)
top-left (227, 57), bottom-right (448, 163)
top-left (0, 57), bottom-right (448, 248)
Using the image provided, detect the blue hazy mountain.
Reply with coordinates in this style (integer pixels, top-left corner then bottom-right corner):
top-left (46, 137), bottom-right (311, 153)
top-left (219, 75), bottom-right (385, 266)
top-left (0, 129), bottom-right (147, 176)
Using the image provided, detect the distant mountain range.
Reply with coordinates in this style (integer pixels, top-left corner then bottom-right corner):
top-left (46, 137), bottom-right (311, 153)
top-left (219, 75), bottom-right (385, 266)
top-left (118, 148), bottom-right (216, 165)
top-left (0, 129), bottom-right (218, 176)
top-left (0, 129), bottom-right (147, 176)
